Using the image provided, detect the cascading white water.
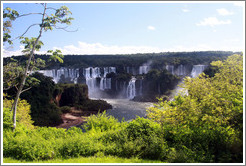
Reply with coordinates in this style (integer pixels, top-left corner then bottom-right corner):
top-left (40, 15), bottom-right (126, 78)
top-left (191, 65), bottom-right (207, 78)
top-left (100, 78), bottom-right (112, 90)
top-left (39, 68), bottom-right (79, 83)
top-left (166, 65), bottom-right (175, 75)
top-left (84, 67), bottom-right (101, 94)
top-left (100, 67), bottom-right (116, 90)
top-left (139, 65), bottom-right (149, 74)
top-left (127, 77), bottom-right (136, 99)
top-left (176, 64), bottom-right (186, 76)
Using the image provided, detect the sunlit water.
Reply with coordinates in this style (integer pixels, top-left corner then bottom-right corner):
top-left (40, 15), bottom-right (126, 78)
top-left (93, 98), bottom-right (153, 122)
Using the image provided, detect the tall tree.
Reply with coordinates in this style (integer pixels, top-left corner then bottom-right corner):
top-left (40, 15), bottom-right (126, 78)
top-left (3, 3), bottom-right (74, 131)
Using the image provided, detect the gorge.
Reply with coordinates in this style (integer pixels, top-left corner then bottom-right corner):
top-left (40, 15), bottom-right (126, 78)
top-left (37, 63), bottom-right (208, 122)
top-left (39, 64), bottom-right (207, 99)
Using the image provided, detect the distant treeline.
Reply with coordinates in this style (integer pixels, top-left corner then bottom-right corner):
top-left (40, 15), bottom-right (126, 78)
top-left (4, 51), bottom-right (240, 69)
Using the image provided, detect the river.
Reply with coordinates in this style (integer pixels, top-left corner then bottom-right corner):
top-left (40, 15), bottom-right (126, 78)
top-left (102, 99), bottom-right (153, 122)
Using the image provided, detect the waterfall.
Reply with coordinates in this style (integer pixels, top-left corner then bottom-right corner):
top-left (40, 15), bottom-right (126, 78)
top-left (100, 78), bottom-right (112, 90)
top-left (39, 68), bottom-right (79, 83)
top-left (100, 67), bottom-right (116, 90)
top-left (127, 77), bottom-right (136, 99)
top-left (176, 65), bottom-right (185, 76)
top-left (166, 65), bottom-right (174, 75)
top-left (139, 65), bottom-right (149, 74)
top-left (83, 67), bottom-right (101, 94)
top-left (191, 65), bottom-right (207, 78)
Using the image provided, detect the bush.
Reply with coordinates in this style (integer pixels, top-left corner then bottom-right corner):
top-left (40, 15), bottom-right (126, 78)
top-left (3, 98), bottom-right (34, 130)
top-left (58, 135), bottom-right (101, 158)
top-left (83, 111), bottom-right (119, 132)
top-left (60, 106), bottom-right (71, 113)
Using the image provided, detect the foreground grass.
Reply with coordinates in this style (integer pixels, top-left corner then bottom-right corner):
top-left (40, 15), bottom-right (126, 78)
top-left (4, 156), bottom-right (163, 163)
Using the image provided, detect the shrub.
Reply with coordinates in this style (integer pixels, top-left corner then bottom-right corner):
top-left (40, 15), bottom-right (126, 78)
top-left (83, 111), bottom-right (120, 132)
top-left (60, 106), bottom-right (71, 113)
top-left (3, 98), bottom-right (34, 130)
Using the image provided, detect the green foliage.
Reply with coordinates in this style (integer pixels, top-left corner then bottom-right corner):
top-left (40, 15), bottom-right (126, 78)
top-left (75, 99), bottom-right (112, 111)
top-left (58, 84), bottom-right (88, 107)
top-left (60, 106), bottom-right (71, 113)
top-left (3, 3), bottom-right (73, 131)
top-left (20, 73), bottom-right (62, 126)
top-left (144, 69), bottom-right (180, 96)
top-left (42, 5), bottom-right (73, 31)
top-left (3, 98), bottom-right (34, 130)
top-left (3, 59), bottom-right (24, 90)
top-left (83, 111), bottom-right (120, 132)
top-left (20, 37), bottom-right (44, 53)
top-left (147, 54), bottom-right (243, 162)
top-left (47, 49), bottom-right (64, 63)
top-left (4, 156), bottom-right (163, 163)
top-left (3, 7), bottom-right (19, 44)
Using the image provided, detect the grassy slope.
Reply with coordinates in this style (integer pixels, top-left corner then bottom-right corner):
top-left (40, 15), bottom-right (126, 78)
top-left (3, 156), bottom-right (163, 163)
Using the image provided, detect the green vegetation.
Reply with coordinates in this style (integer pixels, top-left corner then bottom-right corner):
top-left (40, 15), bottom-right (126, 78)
top-left (15, 72), bottom-right (63, 126)
top-left (3, 54), bottom-right (243, 163)
top-left (147, 54), bottom-right (243, 162)
top-left (143, 69), bottom-right (180, 96)
top-left (4, 51), bottom-right (236, 69)
top-left (3, 4), bottom-right (74, 131)
top-left (4, 156), bottom-right (163, 163)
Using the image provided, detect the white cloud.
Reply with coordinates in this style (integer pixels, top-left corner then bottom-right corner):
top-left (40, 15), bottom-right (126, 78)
top-left (3, 45), bottom-right (24, 57)
top-left (3, 45), bottom-right (47, 57)
top-left (147, 25), bottom-right (156, 30)
top-left (196, 17), bottom-right (231, 27)
top-left (53, 41), bottom-right (164, 55)
top-left (53, 42), bottom-right (244, 54)
top-left (217, 8), bottom-right (234, 16)
top-left (3, 42), bottom-right (243, 57)
top-left (233, 2), bottom-right (245, 7)
top-left (182, 9), bottom-right (190, 12)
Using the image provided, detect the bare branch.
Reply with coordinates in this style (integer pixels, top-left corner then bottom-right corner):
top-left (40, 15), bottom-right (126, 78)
top-left (46, 7), bottom-right (57, 11)
top-left (17, 13), bottom-right (43, 18)
top-left (3, 82), bottom-right (19, 91)
top-left (21, 87), bottom-right (32, 93)
top-left (15, 23), bottom-right (40, 40)
top-left (54, 25), bottom-right (78, 32)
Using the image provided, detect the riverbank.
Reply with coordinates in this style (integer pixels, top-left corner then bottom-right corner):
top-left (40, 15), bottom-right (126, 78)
top-left (56, 108), bottom-right (98, 129)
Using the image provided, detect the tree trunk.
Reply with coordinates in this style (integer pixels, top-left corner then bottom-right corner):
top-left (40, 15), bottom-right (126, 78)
top-left (11, 4), bottom-right (47, 132)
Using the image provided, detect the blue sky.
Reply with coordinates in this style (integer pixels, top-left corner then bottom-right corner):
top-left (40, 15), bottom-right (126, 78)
top-left (2, 1), bottom-right (245, 56)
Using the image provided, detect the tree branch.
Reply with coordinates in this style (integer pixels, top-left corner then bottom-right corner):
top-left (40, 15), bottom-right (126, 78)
top-left (21, 87), bottom-right (32, 93)
top-left (54, 25), bottom-right (78, 32)
top-left (14, 23), bottom-right (40, 40)
top-left (17, 13), bottom-right (43, 18)
top-left (46, 7), bottom-right (57, 11)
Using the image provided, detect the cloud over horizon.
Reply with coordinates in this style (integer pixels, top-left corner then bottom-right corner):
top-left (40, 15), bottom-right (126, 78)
top-left (3, 41), bottom-right (243, 57)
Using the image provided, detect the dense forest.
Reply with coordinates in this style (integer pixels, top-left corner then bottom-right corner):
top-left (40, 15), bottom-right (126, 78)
top-left (3, 51), bottom-right (237, 69)
top-left (3, 54), bottom-right (243, 163)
